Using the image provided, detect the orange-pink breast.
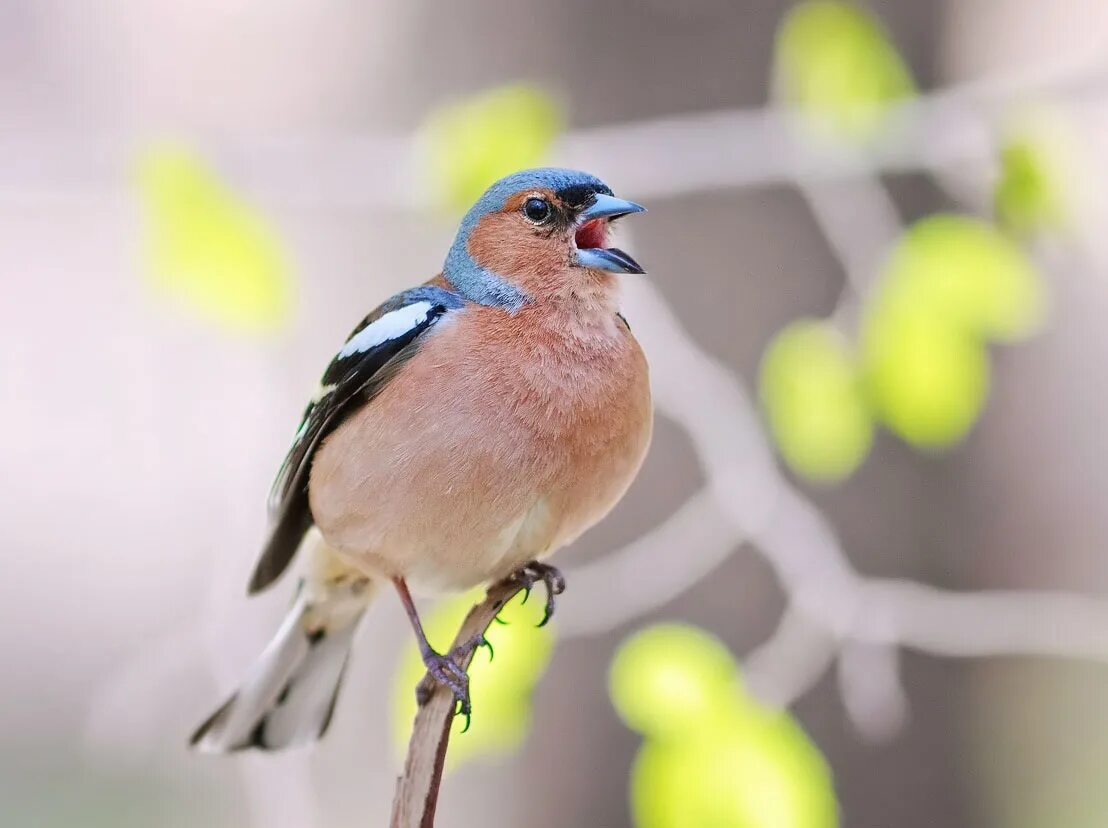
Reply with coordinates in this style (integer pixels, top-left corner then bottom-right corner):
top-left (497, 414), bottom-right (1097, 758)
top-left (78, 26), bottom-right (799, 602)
top-left (307, 302), bottom-right (652, 591)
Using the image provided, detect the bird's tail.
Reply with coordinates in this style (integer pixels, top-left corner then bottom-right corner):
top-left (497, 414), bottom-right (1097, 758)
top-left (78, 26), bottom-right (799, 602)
top-left (190, 575), bottom-right (374, 752)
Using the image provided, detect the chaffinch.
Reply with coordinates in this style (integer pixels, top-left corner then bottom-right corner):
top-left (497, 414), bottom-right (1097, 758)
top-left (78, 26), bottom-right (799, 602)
top-left (191, 168), bottom-right (652, 751)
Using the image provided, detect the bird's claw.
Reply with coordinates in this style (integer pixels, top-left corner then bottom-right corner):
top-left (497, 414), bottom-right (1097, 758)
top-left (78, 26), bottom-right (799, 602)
top-left (415, 633), bottom-right (491, 732)
top-left (455, 632), bottom-right (493, 664)
top-left (416, 651), bottom-right (469, 708)
top-left (510, 561), bottom-right (566, 627)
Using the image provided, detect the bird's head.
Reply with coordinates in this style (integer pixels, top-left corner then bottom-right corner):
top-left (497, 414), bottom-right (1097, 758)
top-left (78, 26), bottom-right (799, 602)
top-left (443, 168), bottom-right (646, 311)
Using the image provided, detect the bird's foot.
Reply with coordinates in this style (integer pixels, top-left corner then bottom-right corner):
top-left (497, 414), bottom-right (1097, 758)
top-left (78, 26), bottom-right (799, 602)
top-left (415, 633), bottom-right (492, 732)
top-left (509, 561), bottom-right (566, 627)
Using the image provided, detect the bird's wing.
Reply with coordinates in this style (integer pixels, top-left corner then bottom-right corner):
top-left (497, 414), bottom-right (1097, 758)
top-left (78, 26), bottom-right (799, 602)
top-left (248, 284), bottom-right (465, 594)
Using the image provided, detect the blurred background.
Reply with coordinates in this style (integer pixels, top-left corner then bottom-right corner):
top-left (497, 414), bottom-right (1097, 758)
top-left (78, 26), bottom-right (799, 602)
top-left (5, 1), bottom-right (1108, 826)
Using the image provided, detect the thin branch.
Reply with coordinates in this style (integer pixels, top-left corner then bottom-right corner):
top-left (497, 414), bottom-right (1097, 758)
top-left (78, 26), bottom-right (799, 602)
top-left (798, 172), bottom-right (903, 334)
top-left (742, 605), bottom-right (838, 707)
top-left (557, 488), bottom-right (740, 637)
top-left (789, 165), bottom-right (907, 737)
top-left (390, 578), bottom-right (525, 828)
top-left (857, 579), bottom-right (1108, 660)
top-left (4, 55), bottom-right (1106, 209)
top-left (835, 641), bottom-right (909, 743)
top-left (561, 271), bottom-right (1108, 742)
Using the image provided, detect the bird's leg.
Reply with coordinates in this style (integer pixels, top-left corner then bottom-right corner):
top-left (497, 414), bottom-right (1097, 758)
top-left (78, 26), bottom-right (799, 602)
top-left (508, 561), bottom-right (566, 627)
top-left (393, 578), bottom-right (489, 728)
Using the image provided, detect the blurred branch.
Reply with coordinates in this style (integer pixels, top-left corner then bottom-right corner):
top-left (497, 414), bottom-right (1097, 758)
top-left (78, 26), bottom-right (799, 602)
top-left (557, 488), bottom-right (742, 636)
top-left (562, 271), bottom-right (1108, 743)
top-left (5, 55), bottom-right (1107, 209)
top-left (391, 578), bottom-right (525, 828)
top-left (563, 51), bottom-right (1108, 202)
top-left (742, 605), bottom-right (838, 706)
top-left (790, 167), bottom-right (908, 734)
top-left (798, 172), bottom-right (903, 333)
top-left (836, 641), bottom-right (908, 743)
top-left (857, 579), bottom-right (1108, 658)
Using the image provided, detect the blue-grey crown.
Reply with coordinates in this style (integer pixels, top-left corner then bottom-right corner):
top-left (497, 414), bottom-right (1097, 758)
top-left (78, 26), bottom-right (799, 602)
top-left (443, 168), bottom-right (613, 310)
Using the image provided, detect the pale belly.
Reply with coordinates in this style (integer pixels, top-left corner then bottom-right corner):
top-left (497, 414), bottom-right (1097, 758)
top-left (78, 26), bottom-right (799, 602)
top-left (307, 310), bottom-right (652, 592)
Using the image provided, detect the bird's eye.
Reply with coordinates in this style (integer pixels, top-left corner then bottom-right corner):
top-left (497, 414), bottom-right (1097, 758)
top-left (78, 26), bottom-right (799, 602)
top-left (523, 197), bottom-right (552, 224)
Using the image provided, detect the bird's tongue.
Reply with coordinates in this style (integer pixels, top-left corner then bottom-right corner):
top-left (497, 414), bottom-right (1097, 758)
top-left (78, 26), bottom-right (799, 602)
top-left (575, 219), bottom-right (609, 250)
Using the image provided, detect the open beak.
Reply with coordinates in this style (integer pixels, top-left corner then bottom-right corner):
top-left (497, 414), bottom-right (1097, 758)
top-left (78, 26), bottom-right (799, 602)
top-left (574, 193), bottom-right (647, 275)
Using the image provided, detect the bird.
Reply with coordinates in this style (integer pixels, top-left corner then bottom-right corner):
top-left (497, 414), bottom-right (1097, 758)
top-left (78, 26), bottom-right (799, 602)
top-left (190, 167), bottom-right (653, 752)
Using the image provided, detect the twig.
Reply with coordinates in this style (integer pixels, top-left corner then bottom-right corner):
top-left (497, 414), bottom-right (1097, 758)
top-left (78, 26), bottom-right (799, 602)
top-left (390, 578), bottom-right (525, 828)
top-left (559, 268), bottom-right (1108, 744)
top-left (4, 55), bottom-right (1105, 210)
top-left (788, 165), bottom-right (908, 735)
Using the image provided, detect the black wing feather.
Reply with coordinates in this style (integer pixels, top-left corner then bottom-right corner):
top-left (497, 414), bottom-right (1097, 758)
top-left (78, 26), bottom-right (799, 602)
top-left (248, 286), bottom-right (463, 594)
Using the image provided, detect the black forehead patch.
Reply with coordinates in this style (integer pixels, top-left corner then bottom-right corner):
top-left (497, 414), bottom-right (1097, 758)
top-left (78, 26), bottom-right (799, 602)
top-left (555, 181), bottom-right (613, 209)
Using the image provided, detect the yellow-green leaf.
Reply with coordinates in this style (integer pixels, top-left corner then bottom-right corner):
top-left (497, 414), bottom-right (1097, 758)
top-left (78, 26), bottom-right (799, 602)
top-left (760, 319), bottom-right (873, 482)
top-left (882, 214), bottom-right (1045, 342)
top-left (612, 625), bottom-right (838, 828)
top-left (995, 126), bottom-right (1070, 238)
top-left (631, 722), bottom-right (837, 828)
top-left (136, 146), bottom-right (293, 334)
top-left (609, 624), bottom-right (741, 741)
top-left (862, 301), bottom-right (989, 449)
top-left (421, 83), bottom-right (563, 213)
top-left (392, 589), bottom-right (554, 768)
top-left (775, 0), bottom-right (915, 141)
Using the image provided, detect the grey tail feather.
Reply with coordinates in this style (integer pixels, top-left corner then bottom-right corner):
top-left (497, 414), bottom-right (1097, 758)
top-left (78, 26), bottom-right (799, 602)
top-left (190, 594), bottom-right (364, 752)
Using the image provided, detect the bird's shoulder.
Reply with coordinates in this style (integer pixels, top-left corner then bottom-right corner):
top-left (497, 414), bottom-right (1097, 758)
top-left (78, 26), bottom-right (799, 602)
top-left (267, 280), bottom-right (465, 515)
top-left (248, 279), bottom-right (465, 594)
top-left (319, 282), bottom-right (463, 383)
